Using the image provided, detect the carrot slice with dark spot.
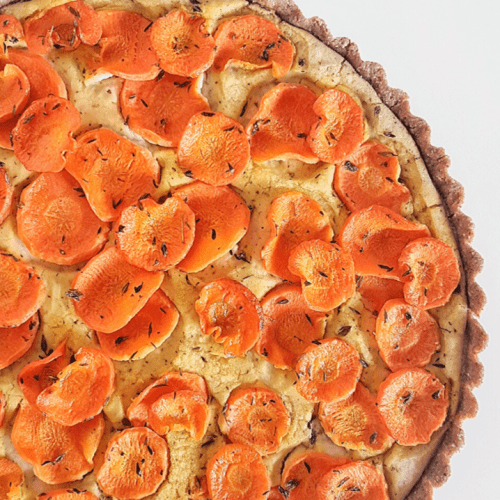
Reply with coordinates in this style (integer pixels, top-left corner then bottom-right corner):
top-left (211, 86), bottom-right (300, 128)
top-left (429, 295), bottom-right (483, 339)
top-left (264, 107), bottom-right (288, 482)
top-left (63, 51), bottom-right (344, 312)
top-left (213, 15), bottom-right (294, 78)
top-left (0, 165), bottom-right (14, 225)
top-left (268, 486), bottom-right (284, 500)
top-left (357, 275), bottom-right (405, 315)
top-left (207, 443), bottom-right (270, 500)
top-left (296, 338), bottom-right (362, 403)
top-left (195, 278), bottom-right (262, 357)
top-left (37, 490), bottom-right (99, 500)
top-left (398, 237), bottom-right (461, 310)
top-left (173, 181), bottom-right (251, 273)
top-left (0, 457), bottom-right (24, 499)
top-left (97, 427), bottom-right (169, 500)
top-left (65, 128), bottom-right (160, 222)
top-left (246, 83), bottom-right (318, 163)
top-left (0, 252), bottom-right (45, 328)
top-left (178, 111), bottom-right (250, 186)
top-left (0, 64), bottom-right (30, 124)
top-left (97, 288), bottom-right (179, 361)
top-left (0, 14), bottom-right (23, 40)
top-left (120, 73), bottom-right (209, 147)
top-left (0, 312), bottom-right (39, 370)
top-left (0, 392), bottom-right (5, 428)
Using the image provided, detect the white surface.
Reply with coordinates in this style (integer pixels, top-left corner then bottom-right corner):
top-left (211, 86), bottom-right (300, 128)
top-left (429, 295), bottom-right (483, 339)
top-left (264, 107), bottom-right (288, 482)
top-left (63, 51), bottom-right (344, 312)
top-left (291, 0), bottom-right (500, 498)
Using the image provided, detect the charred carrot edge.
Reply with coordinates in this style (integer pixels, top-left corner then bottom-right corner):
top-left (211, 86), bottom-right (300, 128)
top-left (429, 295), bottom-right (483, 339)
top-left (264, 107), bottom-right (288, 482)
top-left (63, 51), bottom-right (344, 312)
top-left (37, 489), bottom-right (99, 500)
top-left (0, 64), bottom-right (30, 124)
top-left (0, 312), bottom-right (39, 370)
top-left (0, 165), bottom-right (14, 224)
top-left (0, 391), bottom-right (5, 428)
top-left (0, 456), bottom-right (24, 499)
top-left (356, 275), bottom-right (405, 316)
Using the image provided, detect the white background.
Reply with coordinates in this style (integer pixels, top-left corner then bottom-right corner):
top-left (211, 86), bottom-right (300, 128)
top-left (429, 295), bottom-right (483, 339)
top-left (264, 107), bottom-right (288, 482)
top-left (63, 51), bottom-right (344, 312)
top-left (292, 0), bottom-right (500, 498)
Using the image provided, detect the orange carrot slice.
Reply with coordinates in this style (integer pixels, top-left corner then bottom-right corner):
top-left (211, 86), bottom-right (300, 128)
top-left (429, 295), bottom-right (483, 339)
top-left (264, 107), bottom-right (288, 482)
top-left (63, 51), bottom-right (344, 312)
top-left (213, 15), bottom-right (295, 78)
top-left (333, 141), bottom-right (411, 213)
top-left (37, 490), bottom-right (98, 500)
top-left (178, 111), bottom-right (250, 186)
top-left (115, 196), bottom-right (195, 271)
top-left (0, 392), bottom-right (5, 428)
top-left (338, 205), bottom-right (431, 279)
top-left (0, 165), bottom-right (14, 225)
top-left (207, 443), bottom-right (270, 500)
top-left (357, 275), bottom-right (405, 315)
top-left (268, 487), bottom-right (283, 500)
top-left (195, 278), bottom-right (262, 357)
top-left (295, 338), bottom-right (362, 403)
top-left (11, 401), bottom-right (104, 484)
top-left (377, 367), bottom-right (449, 446)
top-left (151, 10), bottom-right (215, 77)
top-left (262, 191), bottom-right (333, 282)
top-left (398, 237), bottom-right (461, 310)
top-left (120, 72), bottom-right (209, 147)
top-left (246, 83), bottom-right (318, 163)
top-left (0, 312), bottom-right (39, 370)
top-left (97, 288), bottom-right (179, 361)
top-left (255, 284), bottom-right (327, 370)
top-left (0, 64), bottom-right (30, 124)
top-left (220, 386), bottom-right (290, 455)
top-left (0, 457), bottom-right (24, 500)
top-left (173, 181), bottom-right (251, 273)
top-left (0, 15), bottom-right (23, 41)
top-left (0, 252), bottom-right (45, 328)
top-left (288, 239), bottom-right (356, 312)
top-left (65, 128), bottom-right (160, 222)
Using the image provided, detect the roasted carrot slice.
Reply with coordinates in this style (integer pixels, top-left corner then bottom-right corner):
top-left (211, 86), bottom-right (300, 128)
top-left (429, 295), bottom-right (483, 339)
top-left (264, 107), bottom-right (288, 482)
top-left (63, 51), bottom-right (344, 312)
top-left (296, 338), bottom-right (362, 403)
top-left (65, 128), bottom-right (160, 222)
top-left (213, 15), bottom-right (295, 78)
top-left (37, 490), bottom-right (99, 500)
top-left (0, 64), bottom-right (30, 124)
top-left (255, 284), bottom-right (327, 370)
top-left (206, 443), bottom-right (270, 500)
top-left (0, 14), bottom-right (24, 41)
top-left (246, 83), bottom-right (318, 163)
top-left (0, 165), bottom-right (14, 225)
top-left (262, 191), bottom-right (333, 282)
top-left (0, 457), bottom-right (24, 500)
top-left (377, 367), bottom-right (449, 446)
top-left (288, 239), bottom-right (356, 312)
top-left (220, 386), bottom-right (290, 455)
top-left (173, 181), bottom-right (251, 273)
top-left (339, 205), bottom-right (431, 279)
top-left (178, 111), bottom-right (250, 186)
top-left (333, 141), bottom-right (411, 213)
top-left (120, 72), bottom-right (209, 147)
top-left (357, 275), bottom-right (405, 315)
top-left (195, 278), bottom-right (262, 357)
top-left (0, 312), bottom-right (39, 370)
top-left (70, 246), bottom-right (164, 333)
top-left (0, 252), bottom-right (45, 328)
top-left (97, 427), bottom-right (169, 500)
top-left (97, 289), bottom-right (179, 361)
top-left (11, 401), bottom-right (104, 484)
top-left (0, 392), bottom-right (5, 428)
top-left (398, 237), bottom-right (461, 310)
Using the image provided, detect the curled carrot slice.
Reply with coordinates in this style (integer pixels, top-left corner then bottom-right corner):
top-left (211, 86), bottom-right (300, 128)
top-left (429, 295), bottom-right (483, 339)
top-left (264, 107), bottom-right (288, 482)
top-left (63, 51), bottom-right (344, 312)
top-left (173, 181), bottom-right (251, 273)
top-left (398, 237), bottom-right (461, 310)
top-left (246, 83), bottom-right (318, 163)
top-left (37, 490), bottom-right (98, 500)
top-left (213, 15), bottom-right (295, 78)
top-left (0, 312), bottom-right (39, 370)
top-left (151, 10), bottom-right (215, 77)
top-left (178, 111), bottom-right (250, 186)
top-left (255, 284), bottom-right (327, 370)
top-left (0, 392), bottom-right (5, 427)
top-left (0, 165), bottom-right (14, 225)
top-left (377, 367), bottom-right (449, 446)
top-left (0, 457), bottom-right (24, 500)
top-left (288, 239), bottom-right (356, 312)
top-left (356, 275), bottom-right (405, 316)
top-left (195, 278), bottom-right (262, 357)
top-left (220, 386), bottom-right (290, 455)
top-left (97, 427), bottom-right (169, 500)
top-left (0, 64), bottom-right (30, 124)
top-left (206, 443), bottom-right (270, 500)
top-left (295, 338), bottom-right (362, 403)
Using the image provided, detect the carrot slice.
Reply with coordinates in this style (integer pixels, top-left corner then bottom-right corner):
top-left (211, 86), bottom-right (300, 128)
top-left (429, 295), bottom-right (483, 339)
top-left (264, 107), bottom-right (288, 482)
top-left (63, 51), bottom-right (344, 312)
top-left (0, 64), bottom-right (30, 124)
top-left (398, 237), bottom-right (461, 310)
top-left (173, 181), bottom-right (251, 273)
top-left (0, 253), bottom-right (45, 328)
top-left (97, 427), bottom-right (169, 500)
top-left (0, 15), bottom-right (24, 41)
top-left (262, 191), bottom-right (333, 282)
top-left (0, 312), bottom-right (39, 370)
top-left (357, 275), bottom-right (405, 315)
top-left (206, 443), bottom-right (270, 500)
top-left (37, 490), bottom-right (98, 500)
top-left (151, 10), bottom-right (215, 77)
top-left (0, 165), bottom-right (14, 225)
top-left (377, 367), bottom-right (449, 446)
top-left (65, 128), bottom-right (160, 222)
top-left (17, 171), bottom-right (110, 265)
top-left (11, 401), bottom-right (104, 484)
top-left (188, 476), bottom-right (209, 500)
top-left (195, 278), bottom-right (262, 357)
top-left (120, 72), bottom-right (209, 147)
top-left (115, 196), bottom-right (195, 271)
top-left (0, 457), bottom-right (24, 500)
top-left (178, 111), bottom-right (250, 186)
top-left (213, 15), bottom-right (295, 78)
top-left (295, 338), bottom-right (362, 403)
top-left (288, 239), bottom-right (356, 312)
top-left (246, 83), bottom-right (318, 163)
top-left (97, 288), bottom-right (179, 361)
top-left (338, 205), bottom-right (431, 279)
top-left (255, 284), bottom-right (327, 370)
top-left (333, 141), bottom-right (411, 213)
top-left (220, 386), bottom-right (290, 455)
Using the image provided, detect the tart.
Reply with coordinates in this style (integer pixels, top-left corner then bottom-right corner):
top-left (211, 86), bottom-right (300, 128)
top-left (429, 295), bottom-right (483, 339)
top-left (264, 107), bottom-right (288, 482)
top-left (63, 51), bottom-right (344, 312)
top-left (0, 1), bottom-right (486, 500)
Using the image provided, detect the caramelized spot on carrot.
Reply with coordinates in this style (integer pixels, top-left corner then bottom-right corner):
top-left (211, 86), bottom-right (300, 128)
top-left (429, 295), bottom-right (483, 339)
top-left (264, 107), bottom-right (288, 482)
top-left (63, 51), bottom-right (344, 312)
top-left (0, 64), bottom-right (30, 124)
top-left (357, 275), bottom-right (405, 315)
top-left (0, 312), bottom-right (39, 370)
top-left (0, 165), bottom-right (14, 225)
top-left (0, 457), bottom-right (24, 500)
top-left (0, 392), bottom-right (5, 428)
top-left (37, 489), bottom-right (99, 500)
